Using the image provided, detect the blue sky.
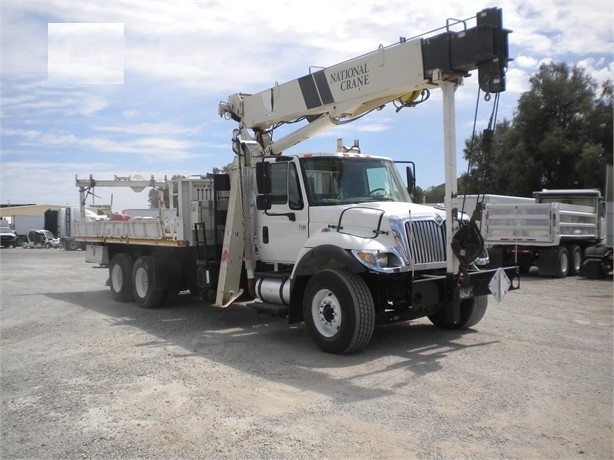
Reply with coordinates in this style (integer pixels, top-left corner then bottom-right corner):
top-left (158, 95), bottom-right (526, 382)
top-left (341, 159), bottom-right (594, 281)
top-left (1, 0), bottom-right (612, 211)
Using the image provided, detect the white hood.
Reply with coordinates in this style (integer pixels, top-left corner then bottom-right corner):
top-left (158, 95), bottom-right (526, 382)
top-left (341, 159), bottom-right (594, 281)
top-left (309, 201), bottom-right (445, 227)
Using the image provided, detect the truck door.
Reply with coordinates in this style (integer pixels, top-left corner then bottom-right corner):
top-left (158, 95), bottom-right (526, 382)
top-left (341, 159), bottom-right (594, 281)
top-left (257, 161), bottom-right (309, 264)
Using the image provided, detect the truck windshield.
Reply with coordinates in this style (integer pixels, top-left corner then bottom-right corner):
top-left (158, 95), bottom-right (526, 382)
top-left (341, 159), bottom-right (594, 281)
top-left (301, 157), bottom-right (412, 206)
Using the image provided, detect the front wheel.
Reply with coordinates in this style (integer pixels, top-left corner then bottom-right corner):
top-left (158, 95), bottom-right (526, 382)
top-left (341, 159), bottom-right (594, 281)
top-left (132, 256), bottom-right (168, 308)
top-left (428, 295), bottom-right (489, 329)
top-left (303, 268), bottom-right (375, 354)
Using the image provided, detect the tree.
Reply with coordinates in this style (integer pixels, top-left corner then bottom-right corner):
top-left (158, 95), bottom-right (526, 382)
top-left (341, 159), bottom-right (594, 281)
top-left (423, 184), bottom-right (445, 204)
top-left (461, 62), bottom-right (612, 196)
top-left (411, 185), bottom-right (425, 203)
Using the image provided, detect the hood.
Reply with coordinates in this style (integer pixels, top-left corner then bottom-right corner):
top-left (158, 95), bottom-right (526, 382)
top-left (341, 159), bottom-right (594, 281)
top-left (309, 201), bottom-right (445, 226)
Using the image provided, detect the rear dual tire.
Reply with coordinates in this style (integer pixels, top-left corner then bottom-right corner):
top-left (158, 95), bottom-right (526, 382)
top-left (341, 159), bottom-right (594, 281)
top-left (568, 245), bottom-right (582, 276)
top-left (132, 256), bottom-right (168, 309)
top-left (109, 253), bottom-right (134, 302)
top-left (109, 254), bottom-right (168, 308)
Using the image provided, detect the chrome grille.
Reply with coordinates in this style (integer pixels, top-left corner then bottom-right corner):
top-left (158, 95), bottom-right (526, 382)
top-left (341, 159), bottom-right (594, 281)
top-left (405, 219), bottom-right (468, 265)
top-left (405, 220), bottom-right (447, 264)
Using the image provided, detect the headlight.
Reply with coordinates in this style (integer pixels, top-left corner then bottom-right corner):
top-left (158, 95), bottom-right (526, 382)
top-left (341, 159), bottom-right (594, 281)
top-left (352, 250), bottom-right (404, 272)
top-left (355, 251), bottom-right (377, 266)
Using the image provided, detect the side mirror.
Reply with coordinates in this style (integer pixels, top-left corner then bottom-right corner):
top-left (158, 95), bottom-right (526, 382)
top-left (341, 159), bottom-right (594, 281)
top-left (256, 162), bottom-right (272, 194)
top-left (256, 195), bottom-right (272, 211)
top-left (394, 160), bottom-right (416, 196)
top-left (406, 164), bottom-right (415, 195)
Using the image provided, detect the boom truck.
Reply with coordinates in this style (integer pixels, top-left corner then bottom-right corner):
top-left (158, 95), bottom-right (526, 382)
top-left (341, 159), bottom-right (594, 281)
top-left (75, 7), bottom-right (520, 354)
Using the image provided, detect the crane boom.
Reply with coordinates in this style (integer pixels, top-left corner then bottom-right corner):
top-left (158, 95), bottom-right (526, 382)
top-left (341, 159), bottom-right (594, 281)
top-left (219, 7), bottom-right (509, 155)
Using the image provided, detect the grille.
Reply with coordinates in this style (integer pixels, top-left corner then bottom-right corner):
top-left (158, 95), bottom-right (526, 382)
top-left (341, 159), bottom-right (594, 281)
top-left (405, 220), bottom-right (447, 264)
top-left (405, 219), bottom-right (469, 264)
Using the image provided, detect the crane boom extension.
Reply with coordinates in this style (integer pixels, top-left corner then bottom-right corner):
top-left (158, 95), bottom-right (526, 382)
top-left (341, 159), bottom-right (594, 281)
top-left (219, 8), bottom-right (509, 155)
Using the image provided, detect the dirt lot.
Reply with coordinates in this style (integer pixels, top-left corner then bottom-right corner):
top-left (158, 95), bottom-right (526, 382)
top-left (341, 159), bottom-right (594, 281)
top-left (1, 248), bottom-right (612, 459)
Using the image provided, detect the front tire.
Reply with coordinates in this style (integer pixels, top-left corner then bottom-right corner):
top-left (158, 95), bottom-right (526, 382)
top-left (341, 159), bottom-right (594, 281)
top-left (303, 268), bottom-right (375, 354)
top-left (132, 256), bottom-right (168, 309)
top-left (428, 295), bottom-right (489, 329)
top-left (109, 253), bottom-right (134, 302)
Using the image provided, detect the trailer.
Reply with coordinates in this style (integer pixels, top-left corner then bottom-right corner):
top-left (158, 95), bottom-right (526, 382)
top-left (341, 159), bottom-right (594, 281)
top-left (483, 189), bottom-right (607, 277)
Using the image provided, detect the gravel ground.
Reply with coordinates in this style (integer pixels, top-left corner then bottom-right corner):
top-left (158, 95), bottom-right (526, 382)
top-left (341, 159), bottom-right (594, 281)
top-left (1, 248), bottom-right (612, 459)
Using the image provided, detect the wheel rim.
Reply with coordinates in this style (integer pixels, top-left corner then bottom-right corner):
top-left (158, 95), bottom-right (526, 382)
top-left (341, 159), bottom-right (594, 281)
top-left (111, 264), bottom-right (123, 291)
top-left (572, 250), bottom-right (582, 271)
top-left (134, 266), bottom-right (149, 298)
top-left (559, 252), bottom-right (569, 273)
top-left (311, 289), bottom-right (342, 338)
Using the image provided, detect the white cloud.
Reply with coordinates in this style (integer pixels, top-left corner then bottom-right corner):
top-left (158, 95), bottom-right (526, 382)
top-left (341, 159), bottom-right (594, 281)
top-left (2, 126), bottom-right (199, 160)
top-left (93, 122), bottom-right (198, 136)
top-left (48, 23), bottom-right (125, 86)
top-left (577, 58), bottom-right (614, 89)
top-left (1, 83), bottom-right (109, 118)
top-left (503, 67), bottom-right (531, 95)
top-left (514, 55), bottom-right (540, 70)
top-left (2, 128), bottom-right (43, 139)
top-left (121, 109), bottom-right (138, 118)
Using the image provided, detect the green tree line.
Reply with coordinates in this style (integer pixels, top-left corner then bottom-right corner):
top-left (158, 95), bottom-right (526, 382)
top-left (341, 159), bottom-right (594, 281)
top-left (458, 61), bottom-right (612, 198)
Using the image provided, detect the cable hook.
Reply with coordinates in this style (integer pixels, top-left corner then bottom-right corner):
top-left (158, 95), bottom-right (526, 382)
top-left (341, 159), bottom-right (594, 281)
top-left (483, 74), bottom-right (492, 101)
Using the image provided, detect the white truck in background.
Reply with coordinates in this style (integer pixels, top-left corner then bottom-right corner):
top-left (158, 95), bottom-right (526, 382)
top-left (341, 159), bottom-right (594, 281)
top-left (54, 207), bottom-right (102, 250)
top-left (9, 206), bottom-right (100, 250)
top-left (75, 8), bottom-right (520, 354)
top-left (457, 194), bottom-right (533, 218)
top-left (482, 189), bottom-right (609, 277)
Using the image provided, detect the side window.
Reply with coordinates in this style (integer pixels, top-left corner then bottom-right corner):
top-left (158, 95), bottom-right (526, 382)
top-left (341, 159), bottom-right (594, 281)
top-left (288, 163), bottom-right (304, 210)
top-left (269, 162), bottom-right (304, 209)
top-left (270, 163), bottom-right (288, 205)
